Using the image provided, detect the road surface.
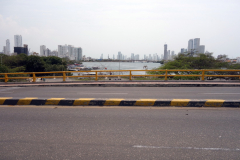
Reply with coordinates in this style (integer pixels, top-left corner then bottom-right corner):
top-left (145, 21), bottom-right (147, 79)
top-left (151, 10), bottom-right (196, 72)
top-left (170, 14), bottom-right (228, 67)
top-left (0, 107), bottom-right (240, 159)
top-left (0, 87), bottom-right (240, 99)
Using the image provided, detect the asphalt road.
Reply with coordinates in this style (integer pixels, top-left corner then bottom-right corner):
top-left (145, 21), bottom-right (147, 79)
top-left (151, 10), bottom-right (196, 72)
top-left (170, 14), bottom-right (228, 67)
top-left (0, 87), bottom-right (240, 99)
top-left (0, 107), bottom-right (240, 159)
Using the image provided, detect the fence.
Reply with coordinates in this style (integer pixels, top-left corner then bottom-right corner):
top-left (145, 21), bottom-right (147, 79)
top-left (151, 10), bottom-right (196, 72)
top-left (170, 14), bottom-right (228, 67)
top-left (0, 69), bottom-right (240, 82)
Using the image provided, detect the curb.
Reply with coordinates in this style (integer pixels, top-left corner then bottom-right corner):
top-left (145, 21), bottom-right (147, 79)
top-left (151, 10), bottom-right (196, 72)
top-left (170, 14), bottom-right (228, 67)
top-left (1, 83), bottom-right (240, 87)
top-left (0, 98), bottom-right (239, 107)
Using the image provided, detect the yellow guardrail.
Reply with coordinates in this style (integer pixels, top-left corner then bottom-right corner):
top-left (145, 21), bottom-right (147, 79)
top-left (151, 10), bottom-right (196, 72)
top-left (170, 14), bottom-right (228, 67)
top-left (0, 69), bottom-right (239, 82)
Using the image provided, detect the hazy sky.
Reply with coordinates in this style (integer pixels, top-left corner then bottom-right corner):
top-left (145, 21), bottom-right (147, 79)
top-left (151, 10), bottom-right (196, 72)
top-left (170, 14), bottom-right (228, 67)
top-left (0, 0), bottom-right (239, 59)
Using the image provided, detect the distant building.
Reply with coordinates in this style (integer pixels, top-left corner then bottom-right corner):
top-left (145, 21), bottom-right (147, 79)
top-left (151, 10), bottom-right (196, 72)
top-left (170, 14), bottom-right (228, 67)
top-left (6, 39), bottom-right (10, 55)
top-left (135, 54), bottom-right (139, 60)
top-left (236, 57), bottom-right (240, 63)
top-left (171, 51), bottom-right (175, 59)
top-left (117, 51), bottom-right (122, 60)
top-left (193, 38), bottom-right (200, 53)
top-left (76, 47), bottom-right (82, 61)
top-left (3, 46), bottom-right (6, 55)
top-left (14, 35), bottom-right (22, 47)
top-left (131, 53), bottom-right (134, 60)
top-left (40, 45), bottom-right (46, 56)
top-left (198, 45), bottom-right (205, 53)
top-left (188, 39), bottom-right (193, 53)
top-left (14, 44), bottom-right (28, 55)
top-left (164, 44), bottom-right (168, 60)
top-left (181, 48), bottom-right (185, 53)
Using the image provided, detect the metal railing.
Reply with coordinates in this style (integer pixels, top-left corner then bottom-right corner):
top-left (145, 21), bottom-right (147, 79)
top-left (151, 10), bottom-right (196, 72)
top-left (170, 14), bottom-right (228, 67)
top-left (0, 69), bottom-right (240, 82)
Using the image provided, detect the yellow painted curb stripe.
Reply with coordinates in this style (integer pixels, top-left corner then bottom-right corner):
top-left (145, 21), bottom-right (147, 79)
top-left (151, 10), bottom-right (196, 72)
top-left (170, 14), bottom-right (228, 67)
top-left (171, 99), bottom-right (190, 106)
top-left (17, 97), bottom-right (38, 105)
top-left (73, 98), bottom-right (94, 106)
top-left (204, 99), bottom-right (225, 107)
top-left (45, 98), bottom-right (65, 105)
top-left (104, 99), bottom-right (124, 106)
top-left (134, 99), bottom-right (157, 106)
top-left (0, 97), bottom-right (12, 105)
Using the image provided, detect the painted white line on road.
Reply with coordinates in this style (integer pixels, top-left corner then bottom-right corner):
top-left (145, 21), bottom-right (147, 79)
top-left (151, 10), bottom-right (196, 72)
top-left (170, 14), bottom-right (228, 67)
top-left (82, 93), bottom-right (128, 94)
top-left (202, 93), bottom-right (240, 94)
top-left (133, 145), bottom-right (240, 151)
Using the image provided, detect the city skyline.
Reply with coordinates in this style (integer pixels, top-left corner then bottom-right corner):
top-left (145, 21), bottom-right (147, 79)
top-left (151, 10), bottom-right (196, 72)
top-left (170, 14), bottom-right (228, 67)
top-left (1, 0), bottom-right (240, 59)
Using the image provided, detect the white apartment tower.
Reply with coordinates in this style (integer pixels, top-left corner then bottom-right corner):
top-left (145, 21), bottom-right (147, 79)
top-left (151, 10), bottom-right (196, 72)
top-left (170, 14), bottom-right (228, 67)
top-left (188, 39), bottom-right (193, 53)
top-left (131, 53), bottom-right (134, 60)
top-left (14, 35), bottom-right (22, 47)
top-left (40, 45), bottom-right (46, 56)
top-left (199, 45), bottom-right (205, 53)
top-left (6, 39), bottom-right (10, 55)
top-left (193, 38), bottom-right (200, 53)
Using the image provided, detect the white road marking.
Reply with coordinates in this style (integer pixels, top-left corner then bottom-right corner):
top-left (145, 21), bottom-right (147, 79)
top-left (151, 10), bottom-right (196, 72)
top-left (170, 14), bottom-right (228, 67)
top-left (203, 93), bottom-right (240, 94)
top-left (133, 145), bottom-right (240, 151)
top-left (79, 93), bottom-right (128, 94)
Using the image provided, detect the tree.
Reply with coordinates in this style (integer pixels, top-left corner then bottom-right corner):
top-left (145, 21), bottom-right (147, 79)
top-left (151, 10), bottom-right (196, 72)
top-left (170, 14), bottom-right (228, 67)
top-left (25, 55), bottom-right (45, 72)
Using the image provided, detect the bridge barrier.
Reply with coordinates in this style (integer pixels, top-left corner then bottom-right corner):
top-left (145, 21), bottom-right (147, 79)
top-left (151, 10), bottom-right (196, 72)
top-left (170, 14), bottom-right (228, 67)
top-left (0, 98), bottom-right (239, 107)
top-left (0, 69), bottom-right (240, 82)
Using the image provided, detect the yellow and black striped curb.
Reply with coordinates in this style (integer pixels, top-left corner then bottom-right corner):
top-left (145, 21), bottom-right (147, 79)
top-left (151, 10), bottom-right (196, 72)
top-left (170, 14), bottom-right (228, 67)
top-left (0, 98), bottom-right (239, 107)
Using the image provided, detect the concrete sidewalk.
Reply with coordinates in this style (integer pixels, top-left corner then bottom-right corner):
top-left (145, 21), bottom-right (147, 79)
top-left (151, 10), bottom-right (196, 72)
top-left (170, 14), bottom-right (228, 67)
top-left (0, 80), bottom-right (240, 87)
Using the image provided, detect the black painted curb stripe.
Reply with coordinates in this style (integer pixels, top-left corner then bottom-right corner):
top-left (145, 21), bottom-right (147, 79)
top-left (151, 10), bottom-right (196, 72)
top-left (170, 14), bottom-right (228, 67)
top-left (0, 99), bottom-right (240, 107)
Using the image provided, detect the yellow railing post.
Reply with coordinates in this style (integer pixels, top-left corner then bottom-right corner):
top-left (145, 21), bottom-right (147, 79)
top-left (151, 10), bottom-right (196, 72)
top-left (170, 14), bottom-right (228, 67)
top-left (4, 74), bottom-right (8, 83)
top-left (165, 70), bottom-right (168, 81)
top-left (95, 71), bottom-right (98, 81)
top-left (129, 70), bottom-right (132, 80)
top-left (33, 73), bottom-right (36, 82)
top-left (201, 70), bottom-right (205, 81)
top-left (63, 71), bottom-right (66, 82)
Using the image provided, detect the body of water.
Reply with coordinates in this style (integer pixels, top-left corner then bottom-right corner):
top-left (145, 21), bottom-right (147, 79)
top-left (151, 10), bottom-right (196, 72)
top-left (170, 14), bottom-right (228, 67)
top-left (82, 62), bottom-right (162, 75)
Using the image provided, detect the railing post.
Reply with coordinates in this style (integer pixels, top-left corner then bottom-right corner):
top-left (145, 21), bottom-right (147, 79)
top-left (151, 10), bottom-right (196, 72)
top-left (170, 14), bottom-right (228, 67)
top-left (201, 70), bottom-right (205, 81)
top-left (33, 73), bottom-right (36, 82)
top-left (165, 70), bottom-right (168, 81)
top-left (4, 74), bottom-right (8, 83)
top-left (129, 70), bottom-right (132, 80)
top-left (63, 71), bottom-right (66, 82)
top-left (95, 71), bottom-right (98, 81)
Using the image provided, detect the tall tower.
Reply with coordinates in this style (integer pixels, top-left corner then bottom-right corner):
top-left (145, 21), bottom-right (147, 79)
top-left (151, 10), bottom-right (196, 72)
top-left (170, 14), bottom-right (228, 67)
top-left (188, 39), bottom-right (193, 53)
top-left (194, 38), bottom-right (200, 53)
top-left (40, 45), bottom-right (46, 56)
top-left (6, 39), bottom-right (10, 55)
top-left (76, 47), bottom-right (82, 61)
top-left (164, 44), bottom-right (168, 60)
top-left (14, 35), bottom-right (22, 47)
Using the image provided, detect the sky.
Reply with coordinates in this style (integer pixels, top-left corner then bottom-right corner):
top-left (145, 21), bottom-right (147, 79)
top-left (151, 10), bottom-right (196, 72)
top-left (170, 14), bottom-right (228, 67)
top-left (0, 0), bottom-right (240, 59)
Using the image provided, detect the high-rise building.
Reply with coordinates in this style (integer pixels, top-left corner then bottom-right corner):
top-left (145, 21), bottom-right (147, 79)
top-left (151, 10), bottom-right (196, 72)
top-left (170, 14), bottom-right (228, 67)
top-left (45, 48), bottom-right (51, 57)
top-left (3, 46), bottom-right (6, 54)
top-left (168, 50), bottom-right (170, 60)
top-left (14, 35), bottom-right (22, 47)
top-left (58, 45), bottom-right (63, 57)
top-left (135, 54), bottom-right (139, 60)
top-left (117, 51), bottom-right (122, 60)
top-left (76, 47), bottom-right (82, 61)
top-left (199, 45), bottom-right (205, 53)
top-left (6, 39), bottom-right (10, 55)
top-left (131, 53), bottom-right (134, 60)
top-left (193, 38), bottom-right (200, 53)
top-left (164, 44), bottom-right (168, 60)
top-left (14, 44), bottom-right (28, 55)
top-left (40, 45), bottom-right (46, 56)
top-left (171, 51), bottom-right (175, 59)
top-left (188, 39), bottom-right (193, 53)
top-left (181, 48), bottom-right (185, 53)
